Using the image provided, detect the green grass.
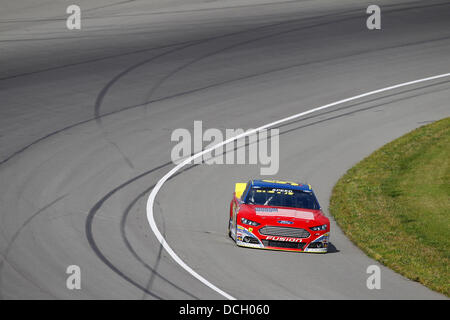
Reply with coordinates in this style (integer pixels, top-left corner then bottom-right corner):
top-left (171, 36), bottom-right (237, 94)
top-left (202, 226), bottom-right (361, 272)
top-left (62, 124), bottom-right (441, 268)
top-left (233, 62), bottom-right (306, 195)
top-left (329, 117), bottom-right (450, 296)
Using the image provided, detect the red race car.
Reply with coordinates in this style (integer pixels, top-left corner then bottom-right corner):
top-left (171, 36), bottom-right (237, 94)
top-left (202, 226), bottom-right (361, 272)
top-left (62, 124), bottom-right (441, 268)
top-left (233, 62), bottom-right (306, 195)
top-left (228, 179), bottom-right (330, 253)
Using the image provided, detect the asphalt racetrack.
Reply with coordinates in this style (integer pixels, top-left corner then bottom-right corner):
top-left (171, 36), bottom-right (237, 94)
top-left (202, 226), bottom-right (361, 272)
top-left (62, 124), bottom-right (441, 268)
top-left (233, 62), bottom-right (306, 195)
top-left (0, 0), bottom-right (449, 299)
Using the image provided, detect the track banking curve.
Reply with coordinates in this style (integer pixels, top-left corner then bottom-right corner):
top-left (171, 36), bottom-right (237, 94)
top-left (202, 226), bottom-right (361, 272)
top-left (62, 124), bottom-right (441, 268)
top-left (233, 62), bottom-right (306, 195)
top-left (0, 0), bottom-right (449, 299)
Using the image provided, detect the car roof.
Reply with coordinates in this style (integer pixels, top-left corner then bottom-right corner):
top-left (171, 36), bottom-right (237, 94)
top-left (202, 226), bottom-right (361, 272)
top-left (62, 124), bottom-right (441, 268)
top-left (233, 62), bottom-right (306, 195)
top-left (251, 179), bottom-right (312, 191)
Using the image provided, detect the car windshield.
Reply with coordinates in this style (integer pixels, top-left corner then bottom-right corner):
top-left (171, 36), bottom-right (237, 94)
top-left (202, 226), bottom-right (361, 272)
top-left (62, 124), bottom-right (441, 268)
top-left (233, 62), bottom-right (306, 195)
top-left (245, 187), bottom-right (320, 210)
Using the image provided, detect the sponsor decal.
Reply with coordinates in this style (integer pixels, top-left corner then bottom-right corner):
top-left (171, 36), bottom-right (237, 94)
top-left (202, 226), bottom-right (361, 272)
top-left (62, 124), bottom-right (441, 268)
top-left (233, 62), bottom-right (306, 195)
top-left (311, 233), bottom-right (329, 244)
top-left (265, 236), bottom-right (302, 243)
top-left (255, 207), bottom-right (278, 213)
top-left (237, 225), bottom-right (257, 238)
top-left (256, 188), bottom-right (293, 195)
top-left (255, 207), bottom-right (314, 220)
top-left (261, 179), bottom-right (299, 186)
top-left (277, 220), bottom-right (293, 225)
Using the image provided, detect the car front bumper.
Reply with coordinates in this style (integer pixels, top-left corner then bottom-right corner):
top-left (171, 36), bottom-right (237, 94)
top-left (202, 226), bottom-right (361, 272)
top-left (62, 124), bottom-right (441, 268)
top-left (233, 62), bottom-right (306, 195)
top-left (235, 224), bottom-right (330, 253)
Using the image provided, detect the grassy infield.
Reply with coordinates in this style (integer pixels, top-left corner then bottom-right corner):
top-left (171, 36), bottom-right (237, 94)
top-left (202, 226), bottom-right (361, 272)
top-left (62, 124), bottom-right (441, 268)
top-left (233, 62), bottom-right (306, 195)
top-left (329, 117), bottom-right (449, 297)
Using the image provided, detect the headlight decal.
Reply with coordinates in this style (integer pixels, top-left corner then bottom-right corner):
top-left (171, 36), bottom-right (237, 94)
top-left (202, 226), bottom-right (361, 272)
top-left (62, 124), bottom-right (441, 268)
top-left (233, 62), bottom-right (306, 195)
top-left (241, 217), bottom-right (260, 226)
top-left (310, 224), bottom-right (327, 231)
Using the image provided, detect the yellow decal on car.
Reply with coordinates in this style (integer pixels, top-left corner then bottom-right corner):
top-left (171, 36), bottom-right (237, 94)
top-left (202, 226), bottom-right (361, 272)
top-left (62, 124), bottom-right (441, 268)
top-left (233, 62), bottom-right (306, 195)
top-left (234, 183), bottom-right (247, 199)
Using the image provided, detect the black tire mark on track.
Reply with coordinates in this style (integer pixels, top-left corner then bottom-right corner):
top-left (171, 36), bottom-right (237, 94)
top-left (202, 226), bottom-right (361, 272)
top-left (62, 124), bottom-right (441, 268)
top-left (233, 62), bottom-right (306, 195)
top-left (0, 194), bottom-right (67, 299)
top-left (85, 163), bottom-right (169, 299)
top-left (0, 40), bottom-right (197, 82)
top-left (140, 200), bottom-right (166, 300)
top-left (92, 12), bottom-right (334, 123)
top-left (142, 14), bottom-right (365, 102)
top-left (93, 41), bottom-right (201, 124)
top-left (0, 0), bottom-right (136, 24)
top-left (142, 2), bottom-right (450, 102)
top-left (120, 184), bottom-right (198, 299)
top-left (1, 33), bottom-right (448, 169)
top-left (85, 0), bottom-right (450, 20)
top-left (97, 0), bottom-right (450, 127)
top-left (277, 84), bottom-right (450, 137)
top-left (86, 161), bottom-right (203, 299)
top-left (274, 80), bottom-right (450, 133)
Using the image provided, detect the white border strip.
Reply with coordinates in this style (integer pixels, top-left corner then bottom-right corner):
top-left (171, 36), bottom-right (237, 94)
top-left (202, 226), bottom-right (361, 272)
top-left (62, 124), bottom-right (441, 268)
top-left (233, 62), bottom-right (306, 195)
top-left (146, 72), bottom-right (450, 300)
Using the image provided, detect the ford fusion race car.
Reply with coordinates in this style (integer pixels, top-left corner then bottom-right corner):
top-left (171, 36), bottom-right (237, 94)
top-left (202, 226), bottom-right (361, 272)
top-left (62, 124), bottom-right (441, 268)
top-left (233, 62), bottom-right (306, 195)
top-left (228, 179), bottom-right (330, 253)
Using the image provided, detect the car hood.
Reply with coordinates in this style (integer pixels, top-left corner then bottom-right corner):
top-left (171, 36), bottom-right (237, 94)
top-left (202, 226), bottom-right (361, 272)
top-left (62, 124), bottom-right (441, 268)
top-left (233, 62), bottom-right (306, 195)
top-left (241, 204), bottom-right (329, 227)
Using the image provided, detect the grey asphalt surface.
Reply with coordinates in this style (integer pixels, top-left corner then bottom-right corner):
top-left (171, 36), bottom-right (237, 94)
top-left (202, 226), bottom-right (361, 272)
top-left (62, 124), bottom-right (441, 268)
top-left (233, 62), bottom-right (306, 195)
top-left (0, 0), bottom-right (449, 299)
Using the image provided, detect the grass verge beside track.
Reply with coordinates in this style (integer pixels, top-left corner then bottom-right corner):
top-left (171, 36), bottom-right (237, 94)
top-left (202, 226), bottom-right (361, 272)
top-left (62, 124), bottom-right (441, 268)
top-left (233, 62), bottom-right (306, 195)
top-left (330, 117), bottom-right (449, 296)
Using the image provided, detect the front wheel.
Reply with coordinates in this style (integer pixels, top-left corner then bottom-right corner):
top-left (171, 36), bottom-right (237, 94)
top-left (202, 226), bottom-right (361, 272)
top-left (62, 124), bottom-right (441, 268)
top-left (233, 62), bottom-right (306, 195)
top-left (228, 218), bottom-right (233, 239)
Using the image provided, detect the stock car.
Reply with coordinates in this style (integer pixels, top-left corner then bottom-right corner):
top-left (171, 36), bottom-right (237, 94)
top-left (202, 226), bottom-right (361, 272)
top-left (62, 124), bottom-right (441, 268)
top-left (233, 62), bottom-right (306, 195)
top-left (228, 179), bottom-right (330, 253)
